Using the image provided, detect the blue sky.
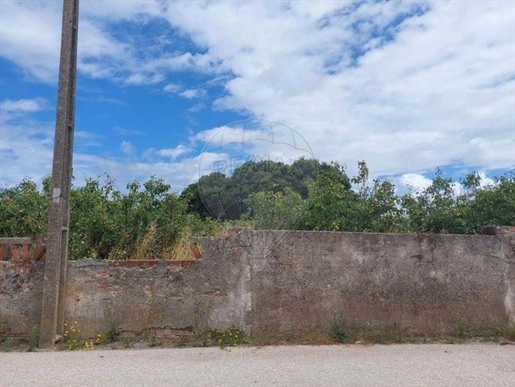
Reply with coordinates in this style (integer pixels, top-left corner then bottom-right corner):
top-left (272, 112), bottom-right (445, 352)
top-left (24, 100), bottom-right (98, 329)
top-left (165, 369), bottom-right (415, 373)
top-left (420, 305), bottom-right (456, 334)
top-left (0, 0), bottom-right (514, 193)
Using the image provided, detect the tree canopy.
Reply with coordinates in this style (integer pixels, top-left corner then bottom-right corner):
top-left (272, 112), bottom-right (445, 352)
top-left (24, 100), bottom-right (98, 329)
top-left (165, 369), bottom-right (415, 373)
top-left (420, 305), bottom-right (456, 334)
top-left (180, 158), bottom-right (351, 220)
top-left (1, 160), bottom-right (513, 260)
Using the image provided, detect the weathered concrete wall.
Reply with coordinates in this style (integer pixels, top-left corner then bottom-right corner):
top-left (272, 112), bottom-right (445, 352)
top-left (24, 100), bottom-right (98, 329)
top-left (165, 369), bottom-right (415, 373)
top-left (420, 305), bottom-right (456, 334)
top-left (1, 260), bottom-right (44, 337)
top-left (64, 235), bottom-right (248, 338)
top-left (235, 229), bottom-right (513, 337)
top-left (1, 227), bottom-right (514, 340)
top-left (0, 238), bottom-right (46, 337)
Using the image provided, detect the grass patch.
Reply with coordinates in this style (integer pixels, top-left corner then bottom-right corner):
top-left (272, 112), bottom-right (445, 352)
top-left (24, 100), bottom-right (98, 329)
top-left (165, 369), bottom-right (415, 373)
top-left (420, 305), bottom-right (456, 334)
top-left (330, 319), bottom-right (349, 344)
top-left (28, 325), bottom-right (39, 351)
top-left (197, 325), bottom-right (248, 348)
top-left (504, 326), bottom-right (515, 341)
top-left (250, 322), bottom-right (515, 346)
top-left (105, 323), bottom-right (122, 343)
top-left (0, 337), bottom-right (26, 352)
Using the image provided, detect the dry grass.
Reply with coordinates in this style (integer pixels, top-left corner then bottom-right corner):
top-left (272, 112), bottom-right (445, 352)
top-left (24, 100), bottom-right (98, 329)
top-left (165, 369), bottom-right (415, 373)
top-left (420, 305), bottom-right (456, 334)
top-left (161, 230), bottom-right (196, 261)
top-left (128, 224), bottom-right (198, 261)
top-left (131, 223), bottom-right (158, 260)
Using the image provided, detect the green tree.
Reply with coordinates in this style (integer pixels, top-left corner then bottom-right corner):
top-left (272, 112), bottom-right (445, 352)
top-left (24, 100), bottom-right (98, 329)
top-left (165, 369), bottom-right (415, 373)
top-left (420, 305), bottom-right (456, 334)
top-left (0, 178), bottom-right (49, 237)
top-left (245, 187), bottom-right (307, 230)
top-left (468, 171), bottom-right (515, 231)
top-left (69, 176), bottom-right (122, 259)
top-left (298, 162), bottom-right (358, 231)
top-left (184, 158), bottom-right (351, 221)
top-left (351, 162), bottom-right (405, 233)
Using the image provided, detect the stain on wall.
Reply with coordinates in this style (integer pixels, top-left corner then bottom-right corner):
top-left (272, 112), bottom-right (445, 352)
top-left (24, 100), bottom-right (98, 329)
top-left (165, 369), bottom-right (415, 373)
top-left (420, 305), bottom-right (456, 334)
top-left (1, 227), bottom-right (514, 340)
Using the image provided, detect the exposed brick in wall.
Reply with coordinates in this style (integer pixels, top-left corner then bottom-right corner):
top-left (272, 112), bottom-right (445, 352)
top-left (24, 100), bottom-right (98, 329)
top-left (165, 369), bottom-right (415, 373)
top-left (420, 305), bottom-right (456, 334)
top-left (0, 238), bottom-right (46, 262)
top-left (1, 227), bottom-right (514, 340)
top-left (0, 238), bottom-right (46, 278)
top-left (0, 259), bottom-right (44, 338)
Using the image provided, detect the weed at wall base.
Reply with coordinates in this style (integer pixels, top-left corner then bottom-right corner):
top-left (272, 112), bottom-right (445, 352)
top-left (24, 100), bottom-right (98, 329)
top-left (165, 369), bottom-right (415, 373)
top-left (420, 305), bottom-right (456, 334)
top-left (504, 326), bottom-right (515, 341)
top-left (197, 325), bottom-right (248, 348)
top-left (105, 323), bottom-right (122, 343)
top-left (330, 319), bottom-right (349, 344)
top-left (62, 320), bottom-right (103, 351)
top-left (28, 325), bottom-right (39, 352)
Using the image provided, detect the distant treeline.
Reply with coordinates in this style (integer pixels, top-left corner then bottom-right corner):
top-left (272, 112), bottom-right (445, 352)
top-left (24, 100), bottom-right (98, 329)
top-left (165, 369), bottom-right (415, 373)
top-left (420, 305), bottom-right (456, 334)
top-left (1, 159), bottom-right (513, 260)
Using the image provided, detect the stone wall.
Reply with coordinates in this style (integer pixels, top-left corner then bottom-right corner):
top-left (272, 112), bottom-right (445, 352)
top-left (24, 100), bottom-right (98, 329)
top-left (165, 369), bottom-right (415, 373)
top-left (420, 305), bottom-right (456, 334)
top-left (64, 236), bottom-right (248, 338)
top-left (1, 227), bottom-right (514, 340)
top-left (237, 229), bottom-right (513, 337)
top-left (0, 237), bottom-right (46, 338)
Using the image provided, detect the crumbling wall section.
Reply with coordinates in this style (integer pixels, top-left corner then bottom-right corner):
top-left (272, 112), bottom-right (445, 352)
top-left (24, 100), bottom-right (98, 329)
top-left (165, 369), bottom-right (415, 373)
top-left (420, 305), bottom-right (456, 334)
top-left (0, 260), bottom-right (44, 337)
top-left (64, 234), bottom-right (250, 338)
top-left (1, 227), bottom-right (514, 340)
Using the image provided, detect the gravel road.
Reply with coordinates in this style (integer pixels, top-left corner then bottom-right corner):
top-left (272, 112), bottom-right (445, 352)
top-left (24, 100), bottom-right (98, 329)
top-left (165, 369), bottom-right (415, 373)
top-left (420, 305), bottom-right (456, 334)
top-left (1, 343), bottom-right (514, 386)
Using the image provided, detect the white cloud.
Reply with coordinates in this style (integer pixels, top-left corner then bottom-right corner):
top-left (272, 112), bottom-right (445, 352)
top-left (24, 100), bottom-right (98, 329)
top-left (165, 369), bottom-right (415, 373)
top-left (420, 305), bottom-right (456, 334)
top-left (72, 151), bottom-right (230, 192)
top-left (163, 83), bottom-right (181, 93)
top-left (1, 1), bottom-right (513, 189)
top-left (80, 0), bottom-right (164, 20)
top-left (0, 98), bottom-right (48, 123)
top-left (477, 172), bottom-right (495, 188)
top-left (188, 102), bottom-right (206, 113)
top-left (400, 173), bottom-right (433, 194)
top-left (120, 141), bottom-right (135, 156)
top-left (0, 1), bottom-right (62, 81)
top-left (163, 0), bottom-right (515, 177)
top-left (0, 98), bottom-right (54, 187)
top-left (157, 145), bottom-right (192, 159)
top-left (0, 1), bottom-right (211, 84)
top-left (144, 145), bottom-right (193, 161)
top-left (75, 131), bottom-right (102, 147)
top-left (163, 83), bottom-right (207, 100)
top-left (399, 170), bottom-right (498, 197)
top-left (0, 98), bottom-right (47, 113)
top-left (0, 115), bottom-right (54, 187)
top-left (113, 127), bottom-right (144, 136)
top-left (451, 182), bottom-right (463, 197)
top-left (180, 89), bottom-right (206, 100)
top-left (193, 126), bottom-right (251, 144)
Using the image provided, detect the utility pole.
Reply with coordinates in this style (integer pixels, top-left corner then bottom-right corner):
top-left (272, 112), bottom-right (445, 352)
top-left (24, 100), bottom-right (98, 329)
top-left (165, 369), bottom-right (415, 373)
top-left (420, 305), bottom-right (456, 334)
top-left (39, 0), bottom-right (80, 348)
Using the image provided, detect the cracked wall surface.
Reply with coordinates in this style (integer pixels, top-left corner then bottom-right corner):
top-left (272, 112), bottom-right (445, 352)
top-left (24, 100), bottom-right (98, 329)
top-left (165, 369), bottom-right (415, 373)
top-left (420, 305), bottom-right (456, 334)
top-left (235, 228), bottom-right (514, 337)
top-left (1, 227), bottom-right (514, 339)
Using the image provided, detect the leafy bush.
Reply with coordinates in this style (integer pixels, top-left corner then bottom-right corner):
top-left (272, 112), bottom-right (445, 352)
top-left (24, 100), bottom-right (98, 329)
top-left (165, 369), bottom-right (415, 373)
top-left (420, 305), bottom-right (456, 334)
top-left (0, 162), bottom-right (513, 261)
top-left (0, 178), bottom-right (49, 237)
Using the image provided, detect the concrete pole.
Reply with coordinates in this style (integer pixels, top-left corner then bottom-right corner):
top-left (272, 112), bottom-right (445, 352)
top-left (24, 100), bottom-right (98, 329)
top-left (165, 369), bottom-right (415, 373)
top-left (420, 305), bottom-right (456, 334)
top-left (39, 0), bottom-right (79, 348)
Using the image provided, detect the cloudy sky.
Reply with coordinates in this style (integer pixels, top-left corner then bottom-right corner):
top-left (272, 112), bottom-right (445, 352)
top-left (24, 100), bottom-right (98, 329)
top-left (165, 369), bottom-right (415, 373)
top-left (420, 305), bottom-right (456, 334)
top-left (0, 0), bottom-right (514, 193)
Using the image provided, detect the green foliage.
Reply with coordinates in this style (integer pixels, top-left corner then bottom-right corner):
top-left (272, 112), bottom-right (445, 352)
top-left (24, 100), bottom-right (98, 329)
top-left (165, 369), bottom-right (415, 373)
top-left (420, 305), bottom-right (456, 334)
top-left (62, 320), bottom-right (98, 351)
top-left (330, 319), bottom-right (349, 344)
top-left (122, 337), bottom-right (133, 349)
top-left (296, 163), bottom-right (514, 235)
top-left (105, 323), bottom-right (122, 343)
top-left (180, 182), bottom-right (211, 218)
top-left (505, 326), bottom-right (515, 341)
top-left (399, 170), bottom-right (515, 234)
top-left (245, 187), bottom-right (307, 229)
top-left (198, 325), bottom-right (248, 348)
top-left (183, 158), bottom-right (350, 221)
top-left (68, 175), bottom-right (212, 260)
top-left (469, 172), bottom-right (515, 230)
top-left (297, 162), bottom-right (360, 231)
top-left (28, 325), bottom-right (39, 352)
top-left (147, 331), bottom-right (160, 347)
top-left (69, 176), bottom-right (121, 259)
top-left (400, 169), bottom-right (466, 234)
top-left (0, 162), bottom-right (513, 261)
top-left (0, 178), bottom-right (49, 237)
